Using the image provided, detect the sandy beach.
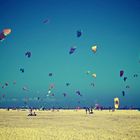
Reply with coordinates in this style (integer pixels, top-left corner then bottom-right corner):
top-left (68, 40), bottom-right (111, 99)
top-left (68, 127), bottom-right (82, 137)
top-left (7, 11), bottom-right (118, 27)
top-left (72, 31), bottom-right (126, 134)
top-left (0, 109), bottom-right (140, 140)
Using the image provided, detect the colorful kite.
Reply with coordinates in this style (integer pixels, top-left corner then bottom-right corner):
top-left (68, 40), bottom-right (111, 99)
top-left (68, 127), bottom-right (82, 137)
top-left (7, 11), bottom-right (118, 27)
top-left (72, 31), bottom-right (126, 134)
top-left (0, 28), bottom-right (11, 41)
top-left (114, 97), bottom-right (119, 109)
top-left (91, 45), bottom-right (97, 53)
top-left (92, 73), bottom-right (96, 78)
top-left (120, 70), bottom-right (124, 77)
top-left (43, 19), bottom-right (49, 24)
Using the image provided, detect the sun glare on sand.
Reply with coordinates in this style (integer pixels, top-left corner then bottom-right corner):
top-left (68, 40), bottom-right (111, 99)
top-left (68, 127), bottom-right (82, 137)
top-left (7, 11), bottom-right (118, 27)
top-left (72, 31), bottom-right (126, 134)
top-left (0, 109), bottom-right (140, 140)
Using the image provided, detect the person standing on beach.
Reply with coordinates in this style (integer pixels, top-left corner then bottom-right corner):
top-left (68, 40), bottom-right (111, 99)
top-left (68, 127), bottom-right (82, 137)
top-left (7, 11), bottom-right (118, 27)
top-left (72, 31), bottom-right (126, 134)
top-left (85, 108), bottom-right (88, 114)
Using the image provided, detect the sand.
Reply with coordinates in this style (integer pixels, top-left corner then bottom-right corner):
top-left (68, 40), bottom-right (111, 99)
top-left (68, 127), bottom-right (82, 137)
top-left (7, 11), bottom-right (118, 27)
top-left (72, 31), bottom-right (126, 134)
top-left (0, 109), bottom-right (140, 140)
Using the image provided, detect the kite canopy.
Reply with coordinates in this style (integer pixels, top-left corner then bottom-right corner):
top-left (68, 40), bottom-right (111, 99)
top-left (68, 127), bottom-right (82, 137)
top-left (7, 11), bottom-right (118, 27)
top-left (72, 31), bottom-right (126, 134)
top-left (0, 28), bottom-right (11, 41)
top-left (122, 91), bottom-right (125, 96)
top-left (20, 68), bottom-right (24, 73)
top-left (91, 82), bottom-right (95, 87)
top-left (92, 73), bottom-right (96, 78)
top-left (76, 30), bottom-right (82, 38)
top-left (134, 74), bottom-right (138, 77)
top-left (66, 83), bottom-right (70, 86)
top-left (114, 97), bottom-right (119, 109)
top-left (86, 71), bottom-right (91, 75)
top-left (76, 90), bottom-right (82, 96)
top-left (0, 32), bottom-right (5, 41)
top-left (3, 29), bottom-right (11, 36)
top-left (48, 90), bottom-right (51, 94)
top-left (63, 93), bottom-right (67, 97)
top-left (43, 19), bottom-right (49, 24)
top-left (5, 82), bottom-right (8, 86)
top-left (91, 45), bottom-right (97, 53)
top-left (49, 84), bottom-right (54, 89)
top-left (49, 73), bottom-right (53, 76)
top-left (69, 46), bottom-right (77, 54)
top-left (25, 51), bottom-right (31, 58)
top-left (123, 77), bottom-right (127, 82)
top-left (120, 70), bottom-right (124, 77)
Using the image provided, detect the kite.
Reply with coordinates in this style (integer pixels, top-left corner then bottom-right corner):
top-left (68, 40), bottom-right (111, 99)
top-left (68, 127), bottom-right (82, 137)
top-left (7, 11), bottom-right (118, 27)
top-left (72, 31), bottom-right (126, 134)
top-left (49, 73), bottom-right (53, 76)
top-left (63, 93), bottom-right (67, 97)
top-left (95, 104), bottom-right (100, 110)
top-left (134, 74), bottom-right (138, 77)
top-left (22, 86), bottom-right (28, 91)
top-left (25, 51), bottom-right (31, 58)
top-left (2, 85), bottom-right (5, 89)
top-left (92, 73), bottom-right (96, 78)
top-left (76, 30), bottom-right (82, 38)
top-left (47, 92), bottom-right (54, 97)
top-left (0, 33), bottom-right (5, 41)
top-left (5, 82), bottom-right (8, 86)
top-left (76, 90), bottom-right (82, 96)
top-left (91, 82), bottom-right (95, 87)
top-left (0, 28), bottom-right (11, 41)
top-left (20, 68), bottom-right (24, 73)
top-left (114, 97), bottom-right (119, 109)
top-left (91, 45), bottom-right (97, 53)
top-left (43, 19), bottom-right (49, 24)
top-left (69, 46), bottom-right (77, 54)
top-left (48, 90), bottom-right (51, 94)
top-left (86, 71), bottom-right (91, 75)
top-left (0, 32), bottom-right (5, 41)
top-left (120, 70), bottom-right (124, 77)
top-left (123, 77), bottom-right (127, 82)
top-left (122, 91), bottom-right (125, 96)
top-left (47, 89), bottom-right (52, 96)
top-left (66, 83), bottom-right (70, 86)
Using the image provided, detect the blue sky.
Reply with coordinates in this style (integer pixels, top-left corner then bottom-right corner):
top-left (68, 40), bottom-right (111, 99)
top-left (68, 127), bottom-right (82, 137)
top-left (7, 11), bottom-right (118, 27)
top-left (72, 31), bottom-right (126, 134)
top-left (0, 0), bottom-right (140, 108)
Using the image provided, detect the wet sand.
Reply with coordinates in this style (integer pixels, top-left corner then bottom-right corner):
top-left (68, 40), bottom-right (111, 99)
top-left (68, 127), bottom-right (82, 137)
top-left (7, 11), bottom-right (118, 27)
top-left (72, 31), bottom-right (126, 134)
top-left (0, 109), bottom-right (140, 140)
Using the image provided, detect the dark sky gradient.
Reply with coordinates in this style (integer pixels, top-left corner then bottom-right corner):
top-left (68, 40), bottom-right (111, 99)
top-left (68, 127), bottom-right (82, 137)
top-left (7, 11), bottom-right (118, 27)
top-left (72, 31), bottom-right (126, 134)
top-left (0, 0), bottom-right (140, 108)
